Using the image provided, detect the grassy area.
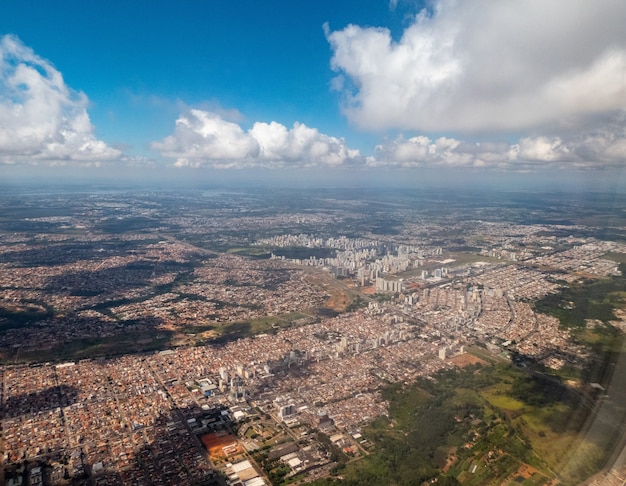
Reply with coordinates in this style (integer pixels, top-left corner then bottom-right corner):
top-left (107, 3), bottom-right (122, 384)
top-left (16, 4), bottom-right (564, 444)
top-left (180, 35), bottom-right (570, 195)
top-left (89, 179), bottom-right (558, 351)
top-left (464, 345), bottom-right (510, 365)
top-left (481, 386), bottom-right (526, 411)
top-left (475, 373), bottom-right (599, 479)
top-left (179, 324), bottom-right (216, 335)
top-left (326, 361), bottom-right (612, 485)
top-left (534, 263), bottom-right (626, 329)
top-left (602, 251), bottom-right (626, 264)
top-left (226, 247), bottom-right (272, 258)
top-left (534, 270), bottom-right (626, 387)
top-left (303, 267), bottom-right (362, 312)
top-left (396, 252), bottom-right (502, 279)
top-left (4, 331), bottom-right (176, 364)
top-left (211, 311), bottom-right (312, 345)
top-left (382, 382), bottom-right (432, 429)
top-left (446, 251), bottom-right (502, 266)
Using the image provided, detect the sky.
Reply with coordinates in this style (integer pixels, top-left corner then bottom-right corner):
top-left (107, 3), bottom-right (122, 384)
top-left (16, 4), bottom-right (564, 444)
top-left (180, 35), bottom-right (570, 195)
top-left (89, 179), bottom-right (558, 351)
top-left (1, 0), bottom-right (626, 189)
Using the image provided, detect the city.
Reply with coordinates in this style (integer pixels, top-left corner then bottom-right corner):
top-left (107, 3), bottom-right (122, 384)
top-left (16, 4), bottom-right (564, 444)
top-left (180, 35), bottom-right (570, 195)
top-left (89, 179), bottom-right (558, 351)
top-left (1, 187), bottom-right (626, 485)
top-left (2, 1), bottom-right (626, 484)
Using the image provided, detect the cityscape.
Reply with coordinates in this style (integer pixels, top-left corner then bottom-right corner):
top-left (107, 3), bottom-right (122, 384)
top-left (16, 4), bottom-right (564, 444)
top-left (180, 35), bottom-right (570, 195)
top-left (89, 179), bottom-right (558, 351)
top-left (2, 1), bottom-right (626, 485)
top-left (1, 187), bottom-right (626, 485)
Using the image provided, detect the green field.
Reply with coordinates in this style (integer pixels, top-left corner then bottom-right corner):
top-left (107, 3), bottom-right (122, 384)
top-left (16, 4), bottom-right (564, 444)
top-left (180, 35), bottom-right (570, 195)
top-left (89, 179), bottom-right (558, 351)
top-left (534, 263), bottom-right (626, 329)
top-left (315, 359), bottom-right (615, 486)
top-left (602, 252), bottom-right (626, 264)
top-left (226, 246), bottom-right (272, 257)
top-left (482, 386), bottom-right (525, 411)
top-left (201, 311), bottom-right (312, 346)
top-left (2, 331), bottom-right (176, 364)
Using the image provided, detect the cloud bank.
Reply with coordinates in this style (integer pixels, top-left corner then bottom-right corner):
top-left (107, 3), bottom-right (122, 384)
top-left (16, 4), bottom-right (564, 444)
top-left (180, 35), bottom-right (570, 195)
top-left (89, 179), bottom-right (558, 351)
top-left (374, 118), bottom-right (626, 171)
top-left (154, 109), bottom-right (626, 172)
top-left (152, 109), bottom-right (361, 168)
top-left (326, 0), bottom-right (626, 133)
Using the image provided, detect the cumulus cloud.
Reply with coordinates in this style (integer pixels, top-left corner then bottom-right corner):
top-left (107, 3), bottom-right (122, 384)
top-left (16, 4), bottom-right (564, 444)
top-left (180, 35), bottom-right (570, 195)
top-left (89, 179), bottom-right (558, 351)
top-left (326, 0), bottom-right (626, 133)
top-left (0, 35), bottom-right (122, 166)
top-left (375, 135), bottom-right (497, 168)
top-left (156, 109), bottom-right (625, 172)
top-left (152, 109), bottom-right (361, 168)
top-left (375, 121), bottom-right (626, 171)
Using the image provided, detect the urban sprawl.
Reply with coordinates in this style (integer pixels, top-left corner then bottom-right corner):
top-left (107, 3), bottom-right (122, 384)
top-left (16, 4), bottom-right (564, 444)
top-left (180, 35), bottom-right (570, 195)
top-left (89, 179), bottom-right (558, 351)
top-left (0, 192), bottom-right (624, 486)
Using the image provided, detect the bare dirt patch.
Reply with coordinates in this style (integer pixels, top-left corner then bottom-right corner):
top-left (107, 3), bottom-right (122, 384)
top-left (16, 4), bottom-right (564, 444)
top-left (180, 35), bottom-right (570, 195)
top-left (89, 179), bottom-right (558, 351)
top-left (449, 353), bottom-right (489, 368)
top-left (200, 432), bottom-right (241, 459)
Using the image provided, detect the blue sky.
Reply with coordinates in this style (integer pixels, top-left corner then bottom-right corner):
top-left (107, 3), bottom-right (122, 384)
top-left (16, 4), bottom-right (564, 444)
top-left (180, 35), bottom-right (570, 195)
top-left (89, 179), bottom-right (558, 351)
top-left (1, 1), bottom-right (626, 188)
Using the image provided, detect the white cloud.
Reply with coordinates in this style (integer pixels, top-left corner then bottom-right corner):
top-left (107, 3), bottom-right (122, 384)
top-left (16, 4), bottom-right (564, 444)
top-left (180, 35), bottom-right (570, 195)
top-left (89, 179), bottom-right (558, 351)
top-left (375, 135), bottom-right (482, 168)
top-left (326, 0), bottom-right (626, 133)
top-left (154, 109), bottom-right (259, 164)
top-left (250, 121), bottom-right (359, 167)
top-left (153, 109), bottom-right (361, 168)
top-left (375, 123), bottom-right (626, 170)
top-left (513, 137), bottom-right (571, 163)
top-left (0, 35), bottom-right (122, 165)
